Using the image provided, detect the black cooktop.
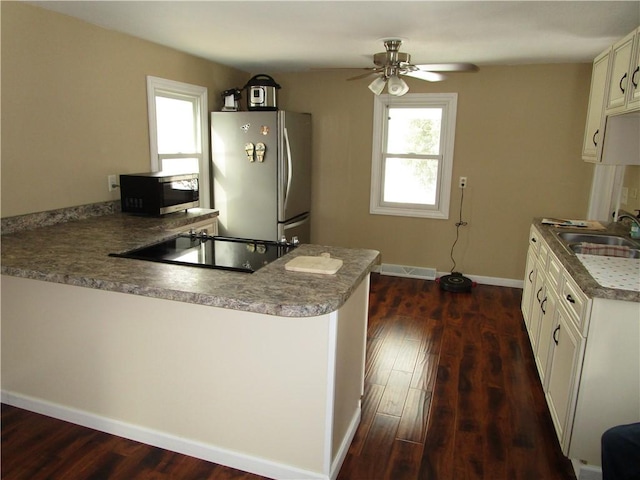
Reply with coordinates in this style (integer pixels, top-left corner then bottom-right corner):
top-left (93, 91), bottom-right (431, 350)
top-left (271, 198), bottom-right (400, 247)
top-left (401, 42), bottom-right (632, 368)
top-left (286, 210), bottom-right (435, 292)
top-left (111, 234), bottom-right (295, 273)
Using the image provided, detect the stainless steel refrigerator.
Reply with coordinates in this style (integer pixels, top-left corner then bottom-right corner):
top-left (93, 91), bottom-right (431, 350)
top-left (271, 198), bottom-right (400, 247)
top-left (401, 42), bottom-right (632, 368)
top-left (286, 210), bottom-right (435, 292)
top-left (211, 111), bottom-right (311, 243)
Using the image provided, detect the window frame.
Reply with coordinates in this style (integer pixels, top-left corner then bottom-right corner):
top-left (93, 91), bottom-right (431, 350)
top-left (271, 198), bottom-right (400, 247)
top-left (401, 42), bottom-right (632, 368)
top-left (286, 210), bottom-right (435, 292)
top-left (370, 92), bottom-right (458, 219)
top-left (146, 76), bottom-right (210, 208)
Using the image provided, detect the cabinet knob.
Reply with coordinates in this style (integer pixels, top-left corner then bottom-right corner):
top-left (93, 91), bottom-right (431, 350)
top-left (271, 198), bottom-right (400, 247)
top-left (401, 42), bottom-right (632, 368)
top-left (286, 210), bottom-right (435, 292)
top-left (566, 294), bottom-right (576, 304)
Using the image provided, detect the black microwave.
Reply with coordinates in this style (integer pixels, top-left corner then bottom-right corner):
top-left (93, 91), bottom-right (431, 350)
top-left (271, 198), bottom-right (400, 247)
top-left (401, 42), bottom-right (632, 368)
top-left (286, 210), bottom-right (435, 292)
top-left (120, 172), bottom-right (199, 216)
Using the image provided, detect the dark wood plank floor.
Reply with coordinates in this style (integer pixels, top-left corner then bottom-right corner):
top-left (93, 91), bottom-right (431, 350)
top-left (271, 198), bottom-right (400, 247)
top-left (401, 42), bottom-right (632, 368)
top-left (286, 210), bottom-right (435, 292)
top-left (1, 274), bottom-right (576, 480)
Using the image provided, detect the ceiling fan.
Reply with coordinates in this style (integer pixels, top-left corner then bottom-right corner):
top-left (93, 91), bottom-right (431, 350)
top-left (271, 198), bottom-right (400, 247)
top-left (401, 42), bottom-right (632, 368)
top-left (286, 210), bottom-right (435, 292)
top-left (346, 39), bottom-right (478, 96)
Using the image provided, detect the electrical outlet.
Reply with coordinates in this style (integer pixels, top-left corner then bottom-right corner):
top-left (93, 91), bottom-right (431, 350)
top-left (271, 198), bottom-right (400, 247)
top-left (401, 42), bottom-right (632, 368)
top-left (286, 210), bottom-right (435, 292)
top-left (621, 187), bottom-right (629, 205)
top-left (107, 174), bottom-right (117, 192)
top-left (459, 176), bottom-right (467, 189)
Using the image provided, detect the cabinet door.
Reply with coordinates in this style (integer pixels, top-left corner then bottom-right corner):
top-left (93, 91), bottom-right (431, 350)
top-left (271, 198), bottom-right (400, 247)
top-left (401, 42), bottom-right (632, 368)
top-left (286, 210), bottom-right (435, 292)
top-left (627, 28), bottom-right (640, 111)
top-left (582, 49), bottom-right (611, 161)
top-left (528, 268), bottom-right (546, 352)
top-left (606, 31), bottom-right (635, 113)
top-left (546, 306), bottom-right (584, 451)
top-left (521, 249), bottom-right (538, 328)
top-left (535, 288), bottom-right (557, 389)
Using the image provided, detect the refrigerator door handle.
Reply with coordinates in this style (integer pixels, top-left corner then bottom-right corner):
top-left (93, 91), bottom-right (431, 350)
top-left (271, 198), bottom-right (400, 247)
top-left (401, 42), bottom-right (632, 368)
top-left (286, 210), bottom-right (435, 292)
top-left (283, 215), bottom-right (309, 230)
top-left (283, 126), bottom-right (293, 214)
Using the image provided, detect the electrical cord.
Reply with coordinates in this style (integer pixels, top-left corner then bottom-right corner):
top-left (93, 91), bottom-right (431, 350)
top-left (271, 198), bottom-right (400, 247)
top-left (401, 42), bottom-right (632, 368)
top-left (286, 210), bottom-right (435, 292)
top-left (449, 186), bottom-right (468, 273)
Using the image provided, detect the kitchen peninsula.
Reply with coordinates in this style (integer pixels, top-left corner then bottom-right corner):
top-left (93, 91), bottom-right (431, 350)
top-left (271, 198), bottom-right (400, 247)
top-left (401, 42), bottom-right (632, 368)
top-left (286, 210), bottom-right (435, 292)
top-left (1, 203), bottom-right (380, 480)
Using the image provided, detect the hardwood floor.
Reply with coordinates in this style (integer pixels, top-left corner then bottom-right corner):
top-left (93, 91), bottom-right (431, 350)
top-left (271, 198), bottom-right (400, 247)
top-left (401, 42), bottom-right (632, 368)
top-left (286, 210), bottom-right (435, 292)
top-left (1, 274), bottom-right (576, 480)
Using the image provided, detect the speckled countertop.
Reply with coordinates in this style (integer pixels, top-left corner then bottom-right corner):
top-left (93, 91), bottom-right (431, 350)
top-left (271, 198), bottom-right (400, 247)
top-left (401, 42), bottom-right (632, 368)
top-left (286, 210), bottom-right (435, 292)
top-left (533, 218), bottom-right (639, 303)
top-left (1, 204), bottom-right (380, 317)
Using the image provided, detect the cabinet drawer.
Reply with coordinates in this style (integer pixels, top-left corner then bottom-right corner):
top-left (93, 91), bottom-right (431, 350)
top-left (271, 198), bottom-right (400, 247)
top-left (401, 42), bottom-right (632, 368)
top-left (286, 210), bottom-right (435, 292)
top-left (167, 217), bottom-right (218, 235)
top-left (546, 251), bottom-right (563, 292)
top-left (539, 241), bottom-right (550, 268)
top-left (559, 274), bottom-right (590, 333)
top-left (529, 225), bottom-right (541, 254)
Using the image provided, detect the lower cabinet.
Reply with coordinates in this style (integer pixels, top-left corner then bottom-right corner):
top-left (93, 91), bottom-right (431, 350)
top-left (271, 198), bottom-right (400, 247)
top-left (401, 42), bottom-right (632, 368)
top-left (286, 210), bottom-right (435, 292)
top-left (546, 302), bottom-right (584, 446)
top-left (535, 287), bottom-right (557, 389)
top-left (168, 216), bottom-right (218, 236)
top-left (521, 224), bottom-right (640, 469)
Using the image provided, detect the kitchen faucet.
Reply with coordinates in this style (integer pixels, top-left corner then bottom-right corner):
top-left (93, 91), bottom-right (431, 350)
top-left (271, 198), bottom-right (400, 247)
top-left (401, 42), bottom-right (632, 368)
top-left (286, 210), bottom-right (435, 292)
top-left (617, 213), bottom-right (640, 227)
top-left (616, 212), bottom-right (640, 239)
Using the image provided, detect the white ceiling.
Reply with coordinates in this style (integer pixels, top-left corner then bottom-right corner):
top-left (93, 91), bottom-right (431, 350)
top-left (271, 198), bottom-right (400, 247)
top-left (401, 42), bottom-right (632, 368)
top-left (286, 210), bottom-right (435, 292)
top-left (28, 1), bottom-right (640, 73)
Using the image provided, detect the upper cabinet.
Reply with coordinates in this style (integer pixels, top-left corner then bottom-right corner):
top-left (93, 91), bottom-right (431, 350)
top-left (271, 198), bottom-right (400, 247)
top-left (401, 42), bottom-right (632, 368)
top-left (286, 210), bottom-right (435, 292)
top-left (605, 28), bottom-right (640, 114)
top-left (583, 26), bottom-right (640, 163)
top-left (582, 49), bottom-right (610, 161)
top-left (628, 30), bottom-right (640, 111)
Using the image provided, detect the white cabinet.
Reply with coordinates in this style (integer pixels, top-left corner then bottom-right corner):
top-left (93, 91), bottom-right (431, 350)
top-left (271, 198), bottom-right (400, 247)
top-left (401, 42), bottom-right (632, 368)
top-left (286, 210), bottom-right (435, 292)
top-left (545, 294), bottom-right (584, 448)
top-left (522, 227), bottom-right (563, 387)
top-left (582, 49), bottom-right (611, 161)
top-left (535, 286), bottom-right (557, 389)
top-left (167, 217), bottom-right (218, 236)
top-left (528, 251), bottom-right (547, 353)
top-left (606, 30), bottom-right (636, 113)
top-left (521, 226), bottom-right (540, 330)
top-left (522, 226), bottom-right (589, 451)
top-left (522, 223), bottom-right (640, 470)
top-left (521, 248), bottom-right (538, 329)
top-left (583, 26), bottom-right (640, 163)
top-left (628, 29), bottom-right (640, 111)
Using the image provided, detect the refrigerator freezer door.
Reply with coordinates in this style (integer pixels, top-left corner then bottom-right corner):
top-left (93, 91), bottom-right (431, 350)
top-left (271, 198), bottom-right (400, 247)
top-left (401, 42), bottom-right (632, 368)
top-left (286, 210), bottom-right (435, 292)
top-left (278, 112), bottom-right (312, 223)
top-left (212, 111), bottom-right (280, 240)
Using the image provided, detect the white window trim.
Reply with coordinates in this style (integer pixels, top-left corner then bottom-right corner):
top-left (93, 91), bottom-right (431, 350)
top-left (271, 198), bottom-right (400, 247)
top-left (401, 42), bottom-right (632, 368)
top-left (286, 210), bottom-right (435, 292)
top-left (370, 93), bottom-right (457, 219)
top-left (146, 76), bottom-right (210, 208)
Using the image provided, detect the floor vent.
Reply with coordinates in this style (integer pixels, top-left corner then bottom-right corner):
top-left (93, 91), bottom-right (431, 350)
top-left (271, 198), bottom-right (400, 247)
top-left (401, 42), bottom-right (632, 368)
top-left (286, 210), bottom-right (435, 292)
top-left (376, 263), bottom-right (437, 280)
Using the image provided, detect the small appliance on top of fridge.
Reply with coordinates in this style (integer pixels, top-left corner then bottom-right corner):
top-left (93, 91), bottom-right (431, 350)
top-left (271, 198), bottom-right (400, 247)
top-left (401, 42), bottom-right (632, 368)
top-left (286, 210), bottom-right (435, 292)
top-left (211, 111), bottom-right (312, 243)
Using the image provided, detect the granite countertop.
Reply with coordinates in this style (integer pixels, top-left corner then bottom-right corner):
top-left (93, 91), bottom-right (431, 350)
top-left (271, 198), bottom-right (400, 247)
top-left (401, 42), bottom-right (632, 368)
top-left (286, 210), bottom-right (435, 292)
top-left (533, 219), bottom-right (639, 303)
top-left (1, 205), bottom-right (380, 317)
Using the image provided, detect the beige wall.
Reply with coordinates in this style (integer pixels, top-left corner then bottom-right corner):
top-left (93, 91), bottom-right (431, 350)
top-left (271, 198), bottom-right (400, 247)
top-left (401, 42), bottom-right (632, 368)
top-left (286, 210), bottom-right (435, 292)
top-left (2, 2), bottom-right (595, 281)
top-left (271, 65), bottom-right (594, 280)
top-left (620, 165), bottom-right (640, 213)
top-left (1, 2), bottom-right (247, 216)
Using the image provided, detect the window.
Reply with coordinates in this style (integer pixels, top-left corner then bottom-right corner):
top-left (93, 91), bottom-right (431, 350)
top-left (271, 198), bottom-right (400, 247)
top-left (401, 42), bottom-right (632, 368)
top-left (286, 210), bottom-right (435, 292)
top-left (370, 93), bottom-right (458, 219)
top-left (146, 76), bottom-right (209, 207)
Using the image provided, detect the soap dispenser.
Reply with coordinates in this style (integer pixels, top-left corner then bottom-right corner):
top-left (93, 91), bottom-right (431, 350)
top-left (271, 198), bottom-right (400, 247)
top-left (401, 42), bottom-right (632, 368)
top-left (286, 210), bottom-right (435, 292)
top-left (630, 210), bottom-right (640, 240)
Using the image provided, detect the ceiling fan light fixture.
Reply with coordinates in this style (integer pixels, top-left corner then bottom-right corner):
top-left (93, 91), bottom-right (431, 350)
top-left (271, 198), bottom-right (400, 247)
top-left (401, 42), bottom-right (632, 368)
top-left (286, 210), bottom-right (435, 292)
top-left (387, 75), bottom-right (409, 96)
top-left (368, 76), bottom-right (387, 95)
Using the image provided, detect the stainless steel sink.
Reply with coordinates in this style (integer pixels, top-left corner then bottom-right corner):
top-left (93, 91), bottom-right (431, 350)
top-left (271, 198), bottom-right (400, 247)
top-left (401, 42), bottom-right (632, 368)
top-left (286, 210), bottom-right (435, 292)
top-left (557, 232), bottom-right (640, 248)
top-left (569, 243), bottom-right (640, 258)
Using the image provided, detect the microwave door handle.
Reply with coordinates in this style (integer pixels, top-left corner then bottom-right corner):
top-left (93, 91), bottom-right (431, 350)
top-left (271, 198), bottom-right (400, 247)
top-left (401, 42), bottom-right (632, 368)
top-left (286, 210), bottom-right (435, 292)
top-left (283, 127), bottom-right (292, 213)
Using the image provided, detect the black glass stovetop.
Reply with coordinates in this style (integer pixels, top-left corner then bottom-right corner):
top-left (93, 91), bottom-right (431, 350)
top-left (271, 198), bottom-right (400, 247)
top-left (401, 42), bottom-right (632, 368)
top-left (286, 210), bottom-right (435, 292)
top-left (111, 234), bottom-right (295, 273)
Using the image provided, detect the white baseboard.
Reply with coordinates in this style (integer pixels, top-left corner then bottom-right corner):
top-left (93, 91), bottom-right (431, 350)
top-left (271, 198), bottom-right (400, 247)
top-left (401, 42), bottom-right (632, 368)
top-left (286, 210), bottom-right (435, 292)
top-left (329, 409), bottom-right (361, 480)
top-left (1, 390), bottom-right (344, 480)
top-left (372, 264), bottom-right (524, 289)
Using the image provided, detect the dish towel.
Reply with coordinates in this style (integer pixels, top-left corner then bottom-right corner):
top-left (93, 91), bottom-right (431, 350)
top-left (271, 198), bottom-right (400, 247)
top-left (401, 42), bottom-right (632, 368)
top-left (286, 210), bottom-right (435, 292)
top-left (579, 242), bottom-right (633, 258)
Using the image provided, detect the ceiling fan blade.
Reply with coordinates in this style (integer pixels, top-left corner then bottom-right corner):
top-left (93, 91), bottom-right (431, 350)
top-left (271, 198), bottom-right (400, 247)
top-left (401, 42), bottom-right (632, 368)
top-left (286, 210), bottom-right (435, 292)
top-left (347, 69), bottom-right (383, 81)
top-left (403, 70), bottom-right (446, 82)
top-left (414, 63), bottom-right (479, 72)
top-left (311, 67), bottom-right (374, 71)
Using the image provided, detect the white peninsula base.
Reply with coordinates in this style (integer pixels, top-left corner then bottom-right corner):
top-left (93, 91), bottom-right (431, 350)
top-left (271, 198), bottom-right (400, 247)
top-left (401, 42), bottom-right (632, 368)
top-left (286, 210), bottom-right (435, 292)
top-left (1, 274), bottom-right (370, 480)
